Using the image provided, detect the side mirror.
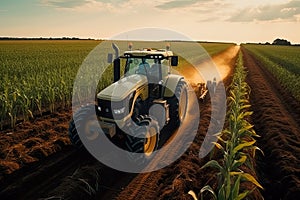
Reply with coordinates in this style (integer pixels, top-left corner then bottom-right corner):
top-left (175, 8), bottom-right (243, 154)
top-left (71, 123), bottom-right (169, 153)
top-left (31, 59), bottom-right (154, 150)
top-left (171, 56), bottom-right (178, 66)
top-left (107, 53), bottom-right (113, 63)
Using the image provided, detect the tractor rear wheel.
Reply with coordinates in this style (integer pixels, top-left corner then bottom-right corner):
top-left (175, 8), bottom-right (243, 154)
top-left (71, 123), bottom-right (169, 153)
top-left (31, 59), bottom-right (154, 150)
top-left (125, 116), bottom-right (159, 164)
top-left (68, 104), bottom-right (98, 148)
top-left (168, 80), bottom-right (188, 127)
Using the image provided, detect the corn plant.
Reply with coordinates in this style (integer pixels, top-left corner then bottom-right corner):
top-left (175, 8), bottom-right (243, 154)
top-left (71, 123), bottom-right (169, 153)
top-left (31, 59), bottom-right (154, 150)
top-left (0, 40), bottom-right (100, 129)
top-left (196, 52), bottom-right (263, 200)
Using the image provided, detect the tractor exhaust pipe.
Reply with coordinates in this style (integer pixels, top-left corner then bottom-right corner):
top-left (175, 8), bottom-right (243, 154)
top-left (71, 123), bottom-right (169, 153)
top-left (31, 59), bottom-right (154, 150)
top-left (112, 43), bottom-right (119, 58)
top-left (112, 43), bottom-right (120, 82)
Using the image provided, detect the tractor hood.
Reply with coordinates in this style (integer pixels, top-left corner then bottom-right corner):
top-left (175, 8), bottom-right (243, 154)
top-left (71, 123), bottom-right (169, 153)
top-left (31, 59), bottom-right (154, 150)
top-left (97, 74), bottom-right (147, 101)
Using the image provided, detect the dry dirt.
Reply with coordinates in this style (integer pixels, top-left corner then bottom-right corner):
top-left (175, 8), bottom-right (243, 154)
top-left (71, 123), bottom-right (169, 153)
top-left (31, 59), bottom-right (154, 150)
top-left (1, 45), bottom-right (298, 200)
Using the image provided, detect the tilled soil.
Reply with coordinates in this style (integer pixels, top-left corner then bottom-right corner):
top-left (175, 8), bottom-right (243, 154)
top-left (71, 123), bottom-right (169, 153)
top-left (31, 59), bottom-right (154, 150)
top-left (0, 109), bottom-right (71, 180)
top-left (242, 47), bottom-right (300, 200)
top-left (0, 46), bottom-right (240, 200)
top-left (114, 47), bottom-right (240, 200)
top-left (5, 46), bottom-right (296, 200)
top-left (114, 86), bottom-right (224, 200)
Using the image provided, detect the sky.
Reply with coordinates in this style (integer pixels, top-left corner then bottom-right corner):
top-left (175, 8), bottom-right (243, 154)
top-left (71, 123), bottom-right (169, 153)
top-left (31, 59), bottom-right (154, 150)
top-left (1, 0), bottom-right (300, 44)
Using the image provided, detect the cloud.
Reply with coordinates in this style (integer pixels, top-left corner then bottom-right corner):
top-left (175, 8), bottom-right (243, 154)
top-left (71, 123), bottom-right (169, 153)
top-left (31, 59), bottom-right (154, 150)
top-left (41, 0), bottom-right (87, 8)
top-left (155, 0), bottom-right (233, 22)
top-left (228, 0), bottom-right (300, 22)
top-left (156, 0), bottom-right (210, 10)
top-left (40, 0), bottom-right (129, 9)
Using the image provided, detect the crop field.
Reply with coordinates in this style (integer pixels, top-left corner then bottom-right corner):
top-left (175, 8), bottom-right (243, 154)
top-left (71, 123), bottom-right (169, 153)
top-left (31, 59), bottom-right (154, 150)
top-left (0, 40), bottom-right (231, 129)
top-left (241, 45), bottom-right (300, 200)
top-left (0, 40), bottom-right (100, 128)
top-left (0, 41), bottom-right (299, 200)
top-left (243, 44), bottom-right (300, 101)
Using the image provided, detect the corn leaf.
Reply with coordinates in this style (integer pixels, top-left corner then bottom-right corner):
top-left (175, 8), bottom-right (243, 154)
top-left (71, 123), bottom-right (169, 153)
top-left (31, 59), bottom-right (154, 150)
top-left (188, 190), bottom-right (198, 200)
top-left (237, 190), bottom-right (250, 200)
top-left (233, 140), bottom-right (256, 154)
top-left (241, 173), bottom-right (263, 189)
top-left (251, 146), bottom-right (264, 157)
top-left (200, 185), bottom-right (217, 200)
top-left (201, 160), bottom-right (223, 172)
top-left (240, 104), bottom-right (251, 110)
top-left (232, 155), bottom-right (247, 169)
top-left (231, 175), bottom-right (241, 199)
top-left (238, 125), bottom-right (254, 135)
top-left (212, 142), bottom-right (224, 151)
top-left (218, 184), bottom-right (226, 200)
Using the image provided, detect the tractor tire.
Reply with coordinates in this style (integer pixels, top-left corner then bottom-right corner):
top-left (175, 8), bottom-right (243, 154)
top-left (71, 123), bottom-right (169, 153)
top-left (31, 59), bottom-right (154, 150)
top-left (68, 104), bottom-right (98, 148)
top-left (168, 80), bottom-right (188, 128)
top-left (125, 116), bottom-right (159, 164)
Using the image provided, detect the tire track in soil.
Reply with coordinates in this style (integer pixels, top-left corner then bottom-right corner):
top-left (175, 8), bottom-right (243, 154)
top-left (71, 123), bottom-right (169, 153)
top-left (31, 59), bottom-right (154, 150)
top-left (0, 45), bottom-right (239, 200)
top-left (242, 47), bottom-right (300, 200)
top-left (114, 46), bottom-right (239, 200)
top-left (43, 46), bottom-right (239, 200)
top-left (115, 94), bottom-right (212, 200)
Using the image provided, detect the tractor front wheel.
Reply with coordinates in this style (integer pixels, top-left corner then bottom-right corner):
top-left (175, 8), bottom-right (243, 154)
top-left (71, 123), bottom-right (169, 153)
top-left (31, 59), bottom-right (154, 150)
top-left (68, 104), bottom-right (98, 148)
top-left (125, 116), bottom-right (159, 164)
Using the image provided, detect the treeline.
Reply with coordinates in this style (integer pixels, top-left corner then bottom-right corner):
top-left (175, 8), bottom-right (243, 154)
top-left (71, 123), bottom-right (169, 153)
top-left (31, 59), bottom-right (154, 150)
top-left (0, 37), bottom-right (97, 40)
top-left (246, 38), bottom-right (300, 46)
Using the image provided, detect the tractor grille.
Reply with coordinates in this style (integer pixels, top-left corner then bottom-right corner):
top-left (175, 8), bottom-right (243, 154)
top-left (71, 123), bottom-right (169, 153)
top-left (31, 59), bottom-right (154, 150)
top-left (97, 99), bottom-right (127, 120)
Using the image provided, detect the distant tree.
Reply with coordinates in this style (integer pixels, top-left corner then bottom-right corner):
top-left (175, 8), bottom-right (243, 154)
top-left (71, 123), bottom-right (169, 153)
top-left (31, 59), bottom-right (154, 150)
top-left (272, 38), bottom-right (291, 46)
top-left (265, 42), bottom-right (270, 45)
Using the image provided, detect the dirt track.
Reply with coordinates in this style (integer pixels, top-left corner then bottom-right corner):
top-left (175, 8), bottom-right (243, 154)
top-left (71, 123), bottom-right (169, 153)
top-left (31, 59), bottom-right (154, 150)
top-left (179, 45), bottom-right (240, 84)
top-left (242, 47), bottom-right (300, 199)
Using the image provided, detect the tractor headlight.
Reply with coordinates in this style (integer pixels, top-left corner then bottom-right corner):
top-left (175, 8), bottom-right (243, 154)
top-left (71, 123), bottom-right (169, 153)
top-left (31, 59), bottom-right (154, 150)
top-left (113, 107), bottom-right (125, 114)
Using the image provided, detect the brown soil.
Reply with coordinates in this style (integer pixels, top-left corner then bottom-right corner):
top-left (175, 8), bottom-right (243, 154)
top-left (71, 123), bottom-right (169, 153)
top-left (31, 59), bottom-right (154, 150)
top-left (109, 46), bottom-right (242, 200)
top-left (2, 45), bottom-right (286, 200)
top-left (2, 45), bottom-right (298, 200)
top-left (242, 47), bottom-right (300, 200)
top-left (114, 86), bottom-right (225, 200)
top-left (0, 109), bottom-right (71, 179)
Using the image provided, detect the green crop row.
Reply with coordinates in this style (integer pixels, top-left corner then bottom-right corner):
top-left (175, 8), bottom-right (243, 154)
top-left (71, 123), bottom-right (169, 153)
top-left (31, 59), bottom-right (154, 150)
top-left (244, 44), bottom-right (300, 75)
top-left (190, 52), bottom-right (263, 200)
top-left (244, 44), bottom-right (300, 101)
top-left (0, 40), bottom-right (232, 129)
top-left (0, 40), bottom-right (101, 129)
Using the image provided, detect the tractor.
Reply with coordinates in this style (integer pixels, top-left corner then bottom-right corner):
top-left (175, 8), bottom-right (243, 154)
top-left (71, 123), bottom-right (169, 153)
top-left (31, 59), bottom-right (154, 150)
top-left (68, 43), bottom-right (191, 163)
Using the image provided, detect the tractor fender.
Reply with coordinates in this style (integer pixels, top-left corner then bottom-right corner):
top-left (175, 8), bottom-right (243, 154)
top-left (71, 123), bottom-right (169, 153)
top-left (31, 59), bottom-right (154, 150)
top-left (163, 74), bottom-right (185, 98)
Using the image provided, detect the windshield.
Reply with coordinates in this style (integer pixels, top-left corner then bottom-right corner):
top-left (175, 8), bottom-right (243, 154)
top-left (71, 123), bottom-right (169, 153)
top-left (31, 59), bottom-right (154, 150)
top-left (125, 58), bottom-right (157, 76)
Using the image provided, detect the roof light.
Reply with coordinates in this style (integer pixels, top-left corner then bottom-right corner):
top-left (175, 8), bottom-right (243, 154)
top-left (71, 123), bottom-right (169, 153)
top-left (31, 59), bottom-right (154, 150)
top-left (128, 42), bottom-right (133, 50)
top-left (166, 43), bottom-right (171, 51)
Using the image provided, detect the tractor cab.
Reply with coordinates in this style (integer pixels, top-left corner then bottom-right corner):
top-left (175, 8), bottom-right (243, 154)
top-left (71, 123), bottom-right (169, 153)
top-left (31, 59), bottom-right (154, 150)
top-left (120, 48), bottom-right (178, 99)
